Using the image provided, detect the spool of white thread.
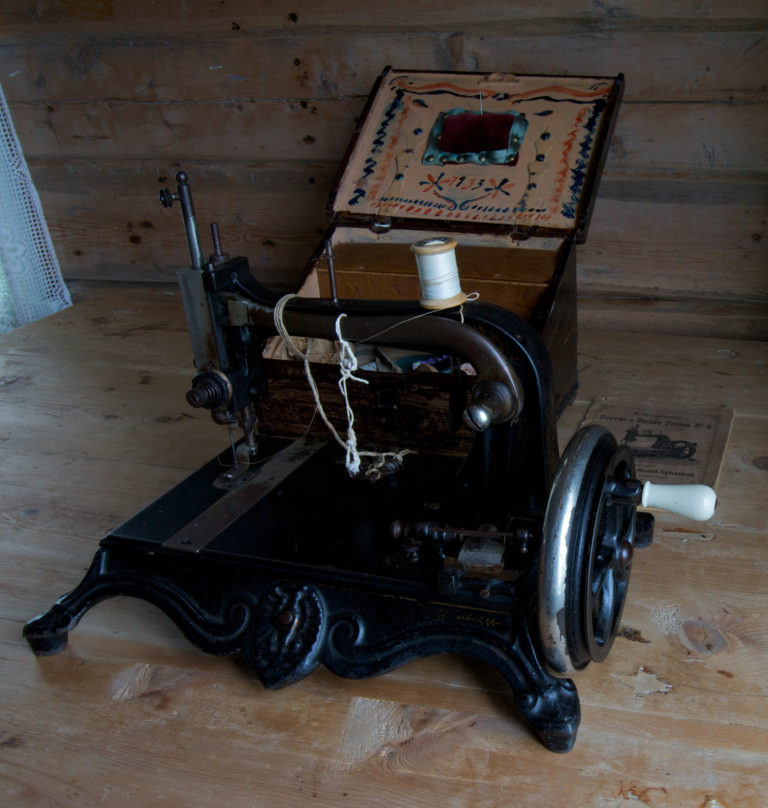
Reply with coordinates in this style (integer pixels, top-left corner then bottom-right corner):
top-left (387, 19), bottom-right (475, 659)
top-left (410, 236), bottom-right (466, 310)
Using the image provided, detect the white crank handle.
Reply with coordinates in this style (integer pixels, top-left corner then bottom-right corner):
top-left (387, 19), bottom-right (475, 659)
top-left (641, 481), bottom-right (717, 521)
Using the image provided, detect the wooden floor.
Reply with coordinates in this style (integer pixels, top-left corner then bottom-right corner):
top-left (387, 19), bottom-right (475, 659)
top-left (1, 286), bottom-right (766, 807)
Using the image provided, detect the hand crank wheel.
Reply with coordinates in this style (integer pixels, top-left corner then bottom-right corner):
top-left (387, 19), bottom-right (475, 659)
top-left (538, 426), bottom-right (638, 676)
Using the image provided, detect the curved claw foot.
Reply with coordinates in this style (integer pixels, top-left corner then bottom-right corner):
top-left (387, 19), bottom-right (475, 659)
top-left (23, 606), bottom-right (75, 655)
top-left (515, 680), bottom-right (580, 753)
top-left (23, 550), bottom-right (108, 656)
top-left (22, 545), bottom-right (257, 660)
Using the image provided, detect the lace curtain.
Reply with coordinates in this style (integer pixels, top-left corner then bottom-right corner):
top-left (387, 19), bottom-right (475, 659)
top-left (0, 82), bottom-right (71, 335)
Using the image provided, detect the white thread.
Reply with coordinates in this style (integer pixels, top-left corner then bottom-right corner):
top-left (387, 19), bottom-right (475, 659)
top-left (273, 295), bottom-right (414, 479)
top-left (274, 293), bottom-right (347, 451)
top-left (411, 236), bottom-right (466, 309)
top-left (334, 313), bottom-right (367, 474)
top-left (355, 291), bottom-right (480, 345)
top-left (273, 293), bottom-right (305, 360)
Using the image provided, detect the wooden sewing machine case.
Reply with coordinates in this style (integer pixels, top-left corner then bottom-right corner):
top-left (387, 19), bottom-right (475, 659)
top-left (258, 68), bottom-right (623, 448)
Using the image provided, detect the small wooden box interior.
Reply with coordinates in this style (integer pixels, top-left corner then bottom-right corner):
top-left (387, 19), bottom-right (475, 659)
top-left (313, 227), bottom-right (566, 322)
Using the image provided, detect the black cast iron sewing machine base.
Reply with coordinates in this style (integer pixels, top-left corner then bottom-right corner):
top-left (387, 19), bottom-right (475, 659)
top-left (24, 436), bottom-right (580, 753)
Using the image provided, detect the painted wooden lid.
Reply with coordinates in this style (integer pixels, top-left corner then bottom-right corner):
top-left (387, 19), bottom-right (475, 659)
top-left (330, 69), bottom-right (623, 241)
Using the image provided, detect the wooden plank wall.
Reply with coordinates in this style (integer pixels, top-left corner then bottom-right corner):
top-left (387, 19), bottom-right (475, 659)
top-left (1, 1), bottom-right (766, 339)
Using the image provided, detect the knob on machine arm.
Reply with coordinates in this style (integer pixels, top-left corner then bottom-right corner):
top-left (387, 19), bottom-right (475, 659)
top-left (159, 171), bottom-right (204, 270)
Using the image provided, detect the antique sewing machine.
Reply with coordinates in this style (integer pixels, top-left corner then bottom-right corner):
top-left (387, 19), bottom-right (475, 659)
top-left (25, 70), bottom-right (716, 752)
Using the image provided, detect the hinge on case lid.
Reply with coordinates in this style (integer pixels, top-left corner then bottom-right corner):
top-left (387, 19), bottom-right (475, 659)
top-left (507, 223), bottom-right (529, 242)
top-left (371, 215), bottom-right (392, 233)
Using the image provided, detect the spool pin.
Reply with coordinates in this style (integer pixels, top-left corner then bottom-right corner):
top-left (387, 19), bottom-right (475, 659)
top-left (411, 237), bottom-right (467, 310)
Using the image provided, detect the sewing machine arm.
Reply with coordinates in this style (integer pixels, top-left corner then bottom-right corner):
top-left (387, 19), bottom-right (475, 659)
top-left (178, 245), bottom-right (559, 524)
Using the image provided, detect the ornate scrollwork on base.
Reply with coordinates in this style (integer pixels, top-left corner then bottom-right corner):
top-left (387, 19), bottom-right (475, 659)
top-left (24, 543), bottom-right (580, 752)
top-left (319, 602), bottom-right (581, 753)
top-left (246, 582), bottom-right (325, 688)
top-left (23, 546), bottom-right (258, 657)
